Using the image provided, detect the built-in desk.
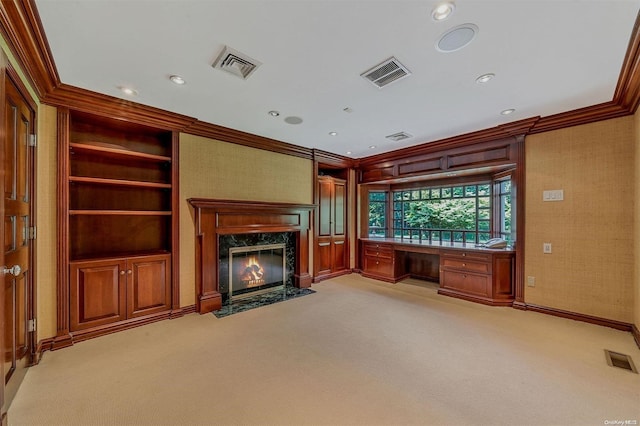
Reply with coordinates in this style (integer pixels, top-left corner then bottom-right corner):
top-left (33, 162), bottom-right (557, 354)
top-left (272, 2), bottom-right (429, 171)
top-left (360, 238), bottom-right (515, 306)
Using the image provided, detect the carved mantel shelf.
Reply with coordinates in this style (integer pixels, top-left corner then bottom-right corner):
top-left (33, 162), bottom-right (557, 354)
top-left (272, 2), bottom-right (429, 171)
top-left (188, 199), bottom-right (316, 314)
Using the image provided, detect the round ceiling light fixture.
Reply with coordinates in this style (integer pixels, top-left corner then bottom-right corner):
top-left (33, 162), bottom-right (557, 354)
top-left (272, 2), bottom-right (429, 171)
top-left (329, 132), bottom-right (338, 136)
top-left (369, 145), bottom-right (376, 149)
top-left (436, 23), bottom-right (479, 53)
top-left (268, 110), bottom-right (280, 117)
top-left (431, 2), bottom-right (455, 21)
top-left (476, 73), bottom-right (495, 84)
top-left (501, 108), bottom-right (516, 115)
top-left (169, 75), bottom-right (186, 85)
top-left (284, 116), bottom-right (303, 125)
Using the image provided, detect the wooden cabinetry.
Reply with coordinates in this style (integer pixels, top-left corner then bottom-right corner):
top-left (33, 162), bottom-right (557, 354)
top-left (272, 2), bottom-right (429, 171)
top-left (70, 254), bottom-right (171, 331)
top-left (439, 249), bottom-right (514, 306)
top-left (315, 176), bottom-right (349, 280)
top-left (361, 241), bottom-right (406, 282)
top-left (59, 109), bottom-right (177, 343)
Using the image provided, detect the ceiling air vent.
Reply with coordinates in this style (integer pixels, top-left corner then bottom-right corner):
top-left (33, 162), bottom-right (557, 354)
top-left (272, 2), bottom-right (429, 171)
top-left (361, 57), bottom-right (411, 88)
top-left (386, 131), bottom-right (413, 142)
top-left (212, 46), bottom-right (262, 80)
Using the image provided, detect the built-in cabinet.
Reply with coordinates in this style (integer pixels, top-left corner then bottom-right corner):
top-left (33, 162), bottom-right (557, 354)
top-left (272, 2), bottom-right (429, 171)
top-left (315, 175), bottom-right (349, 280)
top-left (58, 109), bottom-right (178, 344)
top-left (438, 249), bottom-right (514, 306)
top-left (361, 241), bottom-right (405, 282)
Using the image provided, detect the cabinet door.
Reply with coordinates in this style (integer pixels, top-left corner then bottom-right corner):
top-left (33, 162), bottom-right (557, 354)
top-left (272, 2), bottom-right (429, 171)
top-left (332, 180), bottom-right (347, 271)
top-left (70, 259), bottom-right (126, 331)
top-left (126, 254), bottom-right (171, 318)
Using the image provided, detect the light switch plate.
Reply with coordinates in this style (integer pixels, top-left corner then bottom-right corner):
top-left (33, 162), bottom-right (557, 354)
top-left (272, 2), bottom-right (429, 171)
top-left (543, 189), bottom-right (564, 201)
top-left (543, 243), bottom-right (552, 254)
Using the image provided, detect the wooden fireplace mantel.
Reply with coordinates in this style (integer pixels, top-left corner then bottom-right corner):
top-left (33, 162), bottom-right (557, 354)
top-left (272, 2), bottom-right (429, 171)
top-left (188, 199), bottom-right (316, 314)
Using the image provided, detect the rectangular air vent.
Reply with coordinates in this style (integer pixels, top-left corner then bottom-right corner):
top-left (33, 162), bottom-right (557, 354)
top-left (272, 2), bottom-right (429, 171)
top-left (361, 57), bottom-right (411, 88)
top-left (386, 131), bottom-right (413, 142)
top-left (212, 46), bottom-right (262, 80)
top-left (604, 349), bottom-right (638, 373)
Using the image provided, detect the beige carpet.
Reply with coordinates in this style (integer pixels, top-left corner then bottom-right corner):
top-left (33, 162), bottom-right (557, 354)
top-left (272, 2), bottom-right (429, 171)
top-left (8, 275), bottom-right (640, 426)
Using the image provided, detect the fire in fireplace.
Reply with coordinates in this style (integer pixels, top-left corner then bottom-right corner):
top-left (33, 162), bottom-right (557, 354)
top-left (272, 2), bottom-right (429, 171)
top-left (229, 243), bottom-right (286, 301)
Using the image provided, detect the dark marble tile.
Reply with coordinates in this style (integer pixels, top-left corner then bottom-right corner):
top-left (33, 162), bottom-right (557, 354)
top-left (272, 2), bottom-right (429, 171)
top-left (212, 286), bottom-right (315, 318)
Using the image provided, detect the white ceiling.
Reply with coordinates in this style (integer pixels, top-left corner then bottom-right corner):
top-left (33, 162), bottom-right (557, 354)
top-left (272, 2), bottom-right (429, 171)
top-left (35, 0), bottom-right (639, 158)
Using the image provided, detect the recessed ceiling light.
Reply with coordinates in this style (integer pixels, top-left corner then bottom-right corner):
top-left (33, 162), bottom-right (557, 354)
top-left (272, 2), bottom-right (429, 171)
top-left (169, 75), bottom-right (186, 85)
top-left (268, 110), bottom-right (280, 117)
top-left (431, 2), bottom-right (455, 21)
top-left (329, 132), bottom-right (338, 136)
top-left (118, 86), bottom-right (138, 96)
top-left (476, 73), bottom-right (495, 84)
top-left (369, 145), bottom-right (376, 149)
top-left (501, 108), bottom-right (516, 115)
top-left (346, 151), bottom-right (352, 155)
top-left (343, 107), bottom-right (353, 113)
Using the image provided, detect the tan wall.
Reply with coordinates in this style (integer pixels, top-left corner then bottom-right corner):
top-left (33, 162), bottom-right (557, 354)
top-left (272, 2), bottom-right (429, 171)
top-left (634, 110), bottom-right (640, 330)
top-left (36, 105), bottom-right (58, 340)
top-left (524, 116), bottom-right (635, 323)
top-left (178, 133), bottom-right (313, 307)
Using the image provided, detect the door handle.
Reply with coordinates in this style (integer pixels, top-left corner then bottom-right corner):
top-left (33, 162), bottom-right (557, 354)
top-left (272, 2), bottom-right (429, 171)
top-left (2, 265), bottom-right (21, 276)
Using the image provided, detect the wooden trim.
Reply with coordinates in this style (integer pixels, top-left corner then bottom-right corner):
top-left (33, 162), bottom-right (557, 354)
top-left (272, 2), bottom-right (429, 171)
top-left (614, 11), bottom-right (640, 112)
top-left (632, 324), bottom-right (640, 349)
top-left (529, 101), bottom-right (629, 134)
top-left (0, 0), bottom-right (58, 98)
top-left (55, 108), bottom-right (70, 342)
top-left (312, 270), bottom-right (351, 283)
top-left (171, 132), bottom-right (180, 313)
top-left (518, 303), bottom-right (634, 332)
top-left (312, 149), bottom-right (355, 169)
top-left (179, 304), bottom-right (197, 316)
top-left (513, 136), bottom-right (526, 306)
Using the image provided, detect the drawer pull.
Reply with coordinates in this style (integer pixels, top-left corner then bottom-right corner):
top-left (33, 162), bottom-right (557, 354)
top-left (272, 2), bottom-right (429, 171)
top-left (334, 240), bottom-right (345, 245)
top-left (318, 242), bottom-right (330, 247)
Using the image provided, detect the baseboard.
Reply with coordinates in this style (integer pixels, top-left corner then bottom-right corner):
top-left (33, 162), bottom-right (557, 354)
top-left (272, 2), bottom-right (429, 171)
top-left (180, 304), bottom-right (197, 315)
top-left (632, 324), bottom-right (640, 349)
top-left (313, 270), bottom-right (352, 283)
top-left (520, 303), bottom-right (634, 332)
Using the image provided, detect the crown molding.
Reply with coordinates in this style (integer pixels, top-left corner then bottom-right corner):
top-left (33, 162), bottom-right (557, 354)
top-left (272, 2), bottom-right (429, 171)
top-left (2, 1), bottom-right (640, 161)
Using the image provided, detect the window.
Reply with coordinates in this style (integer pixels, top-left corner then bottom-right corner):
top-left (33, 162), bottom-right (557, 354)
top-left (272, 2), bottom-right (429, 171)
top-left (391, 183), bottom-right (492, 244)
top-left (368, 191), bottom-right (387, 237)
top-left (497, 178), bottom-right (512, 242)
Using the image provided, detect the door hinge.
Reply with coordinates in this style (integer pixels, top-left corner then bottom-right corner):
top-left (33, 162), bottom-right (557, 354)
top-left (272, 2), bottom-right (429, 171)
top-left (29, 226), bottom-right (36, 240)
top-left (28, 134), bottom-right (36, 147)
top-left (28, 318), bottom-right (36, 332)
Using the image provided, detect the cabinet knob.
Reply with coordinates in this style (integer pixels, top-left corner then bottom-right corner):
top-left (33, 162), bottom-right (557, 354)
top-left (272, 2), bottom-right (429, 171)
top-left (127, 270), bottom-right (132, 275)
top-left (376, 261), bottom-right (379, 265)
top-left (462, 263), bottom-right (466, 267)
top-left (462, 253), bottom-right (466, 257)
top-left (120, 270), bottom-right (125, 275)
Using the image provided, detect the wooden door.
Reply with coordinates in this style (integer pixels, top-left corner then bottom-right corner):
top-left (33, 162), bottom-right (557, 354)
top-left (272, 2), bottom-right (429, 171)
top-left (70, 258), bottom-right (127, 331)
top-left (316, 177), bottom-right (333, 276)
top-left (2, 73), bottom-right (35, 412)
top-left (126, 254), bottom-right (171, 318)
top-left (315, 176), bottom-right (348, 278)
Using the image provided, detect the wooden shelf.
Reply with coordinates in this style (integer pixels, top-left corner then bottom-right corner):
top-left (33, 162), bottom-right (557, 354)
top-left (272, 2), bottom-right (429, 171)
top-left (70, 210), bottom-right (172, 216)
top-left (70, 142), bottom-right (171, 162)
top-left (69, 176), bottom-right (171, 189)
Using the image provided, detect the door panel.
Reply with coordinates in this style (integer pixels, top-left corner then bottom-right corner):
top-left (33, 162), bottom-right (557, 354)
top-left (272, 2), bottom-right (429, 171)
top-left (318, 178), bottom-right (332, 237)
top-left (2, 73), bottom-right (34, 413)
top-left (127, 255), bottom-right (171, 318)
top-left (70, 259), bottom-right (126, 330)
top-left (333, 181), bottom-right (345, 236)
top-left (315, 176), bottom-right (349, 278)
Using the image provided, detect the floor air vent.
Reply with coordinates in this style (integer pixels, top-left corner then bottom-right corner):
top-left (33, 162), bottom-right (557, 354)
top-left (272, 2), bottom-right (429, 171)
top-left (212, 46), bottom-right (261, 80)
top-left (604, 349), bottom-right (638, 373)
top-left (361, 57), bottom-right (411, 88)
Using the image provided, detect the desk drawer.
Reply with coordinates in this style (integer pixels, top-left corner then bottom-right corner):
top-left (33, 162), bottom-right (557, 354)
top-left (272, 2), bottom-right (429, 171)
top-left (441, 250), bottom-right (490, 262)
top-left (441, 270), bottom-right (489, 297)
top-left (363, 244), bottom-right (393, 259)
top-left (441, 258), bottom-right (489, 274)
top-left (363, 256), bottom-right (394, 277)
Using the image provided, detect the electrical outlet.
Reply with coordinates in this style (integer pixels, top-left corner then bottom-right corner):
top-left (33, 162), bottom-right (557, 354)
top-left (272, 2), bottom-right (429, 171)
top-left (527, 276), bottom-right (535, 287)
top-left (543, 243), bottom-right (552, 254)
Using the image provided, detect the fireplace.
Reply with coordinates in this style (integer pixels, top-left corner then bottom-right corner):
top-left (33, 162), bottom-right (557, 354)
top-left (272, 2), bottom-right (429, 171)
top-left (188, 199), bottom-right (315, 314)
top-left (219, 232), bottom-right (295, 303)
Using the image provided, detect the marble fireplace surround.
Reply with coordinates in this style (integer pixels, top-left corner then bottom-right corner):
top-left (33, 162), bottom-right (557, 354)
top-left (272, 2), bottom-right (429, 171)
top-left (188, 199), bottom-right (315, 314)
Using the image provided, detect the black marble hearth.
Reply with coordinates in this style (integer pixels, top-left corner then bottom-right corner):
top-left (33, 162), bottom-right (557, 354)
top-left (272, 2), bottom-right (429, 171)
top-left (212, 286), bottom-right (315, 318)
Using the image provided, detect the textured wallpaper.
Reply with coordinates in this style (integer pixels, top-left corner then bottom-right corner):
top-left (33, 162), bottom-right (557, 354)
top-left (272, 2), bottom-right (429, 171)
top-left (525, 116), bottom-right (635, 323)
